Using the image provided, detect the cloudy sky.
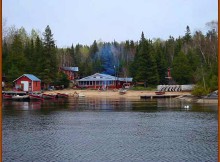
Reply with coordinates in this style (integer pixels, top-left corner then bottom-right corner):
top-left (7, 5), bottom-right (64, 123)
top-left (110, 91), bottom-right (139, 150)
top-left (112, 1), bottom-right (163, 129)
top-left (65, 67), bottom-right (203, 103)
top-left (3, 0), bottom-right (218, 47)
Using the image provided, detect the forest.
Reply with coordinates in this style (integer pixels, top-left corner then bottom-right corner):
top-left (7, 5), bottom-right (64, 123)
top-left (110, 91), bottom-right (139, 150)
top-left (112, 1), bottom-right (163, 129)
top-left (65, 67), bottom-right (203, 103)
top-left (2, 20), bottom-right (218, 95)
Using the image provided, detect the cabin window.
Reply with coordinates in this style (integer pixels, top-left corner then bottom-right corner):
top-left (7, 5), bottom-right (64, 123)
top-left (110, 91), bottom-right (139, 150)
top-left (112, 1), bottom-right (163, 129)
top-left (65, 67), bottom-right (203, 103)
top-left (29, 82), bottom-right (31, 87)
top-left (90, 81), bottom-right (92, 85)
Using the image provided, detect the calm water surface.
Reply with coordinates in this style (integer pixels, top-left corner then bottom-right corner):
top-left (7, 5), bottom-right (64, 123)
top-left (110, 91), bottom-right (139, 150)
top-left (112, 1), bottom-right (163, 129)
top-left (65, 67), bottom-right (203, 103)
top-left (3, 97), bottom-right (218, 162)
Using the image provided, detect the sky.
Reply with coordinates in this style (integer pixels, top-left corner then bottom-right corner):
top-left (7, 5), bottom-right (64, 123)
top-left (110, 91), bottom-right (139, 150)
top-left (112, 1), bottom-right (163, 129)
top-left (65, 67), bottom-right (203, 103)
top-left (3, 0), bottom-right (218, 47)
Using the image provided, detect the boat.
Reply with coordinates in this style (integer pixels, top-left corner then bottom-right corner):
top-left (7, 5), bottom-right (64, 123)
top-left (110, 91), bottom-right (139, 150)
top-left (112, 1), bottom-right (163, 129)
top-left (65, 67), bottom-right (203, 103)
top-left (57, 93), bottom-right (69, 98)
top-left (29, 94), bottom-right (44, 101)
top-left (119, 89), bottom-right (127, 95)
top-left (3, 94), bottom-right (13, 100)
top-left (155, 91), bottom-right (165, 95)
top-left (78, 93), bottom-right (85, 97)
top-left (2, 91), bottom-right (30, 101)
top-left (12, 95), bottom-right (30, 101)
top-left (42, 93), bottom-right (56, 99)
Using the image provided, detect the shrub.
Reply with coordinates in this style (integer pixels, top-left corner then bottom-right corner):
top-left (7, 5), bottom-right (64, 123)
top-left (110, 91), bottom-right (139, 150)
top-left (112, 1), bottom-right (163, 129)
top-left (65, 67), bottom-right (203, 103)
top-left (191, 85), bottom-right (210, 97)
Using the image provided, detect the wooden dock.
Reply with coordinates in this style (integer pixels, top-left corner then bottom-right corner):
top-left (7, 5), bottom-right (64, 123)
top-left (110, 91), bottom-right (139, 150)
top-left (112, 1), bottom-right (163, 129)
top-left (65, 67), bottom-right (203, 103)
top-left (140, 94), bottom-right (180, 99)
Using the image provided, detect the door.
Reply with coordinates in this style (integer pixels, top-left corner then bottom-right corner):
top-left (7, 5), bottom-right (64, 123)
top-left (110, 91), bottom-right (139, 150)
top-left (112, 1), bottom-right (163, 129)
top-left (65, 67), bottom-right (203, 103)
top-left (21, 81), bottom-right (29, 91)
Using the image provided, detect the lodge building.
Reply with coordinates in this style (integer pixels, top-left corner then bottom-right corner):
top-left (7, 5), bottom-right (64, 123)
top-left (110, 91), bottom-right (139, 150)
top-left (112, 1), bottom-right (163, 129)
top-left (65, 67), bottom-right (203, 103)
top-left (77, 73), bottom-right (133, 89)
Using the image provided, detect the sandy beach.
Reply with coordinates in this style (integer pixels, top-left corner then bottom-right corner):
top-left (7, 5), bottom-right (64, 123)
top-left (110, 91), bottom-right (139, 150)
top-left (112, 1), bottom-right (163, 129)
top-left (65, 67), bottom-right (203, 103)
top-left (43, 89), bottom-right (191, 99)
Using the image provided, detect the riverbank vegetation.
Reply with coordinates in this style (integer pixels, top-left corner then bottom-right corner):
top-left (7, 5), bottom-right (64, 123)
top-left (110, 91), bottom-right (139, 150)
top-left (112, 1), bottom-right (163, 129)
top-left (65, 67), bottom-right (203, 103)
top-left (2, 20), bottom-right (218, 95)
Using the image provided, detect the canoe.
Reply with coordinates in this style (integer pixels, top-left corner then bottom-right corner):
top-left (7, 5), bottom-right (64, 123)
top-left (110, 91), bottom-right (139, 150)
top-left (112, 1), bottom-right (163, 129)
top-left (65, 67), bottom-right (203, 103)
top-left (119, 89), bottom-right (127, 95)
top-left (57, 93), bottom-right (69, 98)
top-left (42, 94), bottom-right (56, 99)
top-left (29, 94), bottom-right (44, 101)
top-left (155, 91), bottom-right (165, 95)
top-left (12, 95), bottom-right (30, 101)
top-left (3, 94), bottom-right (13, 100)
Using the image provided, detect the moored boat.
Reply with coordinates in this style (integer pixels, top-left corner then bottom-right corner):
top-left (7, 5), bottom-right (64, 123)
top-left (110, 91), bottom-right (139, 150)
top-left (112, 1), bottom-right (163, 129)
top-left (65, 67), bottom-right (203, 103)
top-left (42, 93), bottom-right (56, 99)
top-left (29, 94), bottom-right (44, 101)
top-left (12, 95), bottom-right (30, 101)
top-left (3, 94), bottom-right (13, 100)
top-left (57, 93), bottom-right (69, 98)
top-left (155, 91), bottom-right (165, 95)
top-left (2, 91), bottom-right (30, 101)
top-left (119, 89), bottom-right (127, 95)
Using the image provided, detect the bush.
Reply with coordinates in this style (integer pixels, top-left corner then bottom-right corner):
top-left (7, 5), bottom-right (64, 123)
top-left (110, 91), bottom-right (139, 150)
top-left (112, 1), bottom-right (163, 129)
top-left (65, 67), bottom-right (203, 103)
top-left (191, 85), bottom-right (210, 97)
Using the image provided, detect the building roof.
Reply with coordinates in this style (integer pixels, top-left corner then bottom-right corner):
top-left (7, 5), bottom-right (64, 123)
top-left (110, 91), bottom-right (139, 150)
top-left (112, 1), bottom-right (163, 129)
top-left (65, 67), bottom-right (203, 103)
top-left (118, 77), bottom-right (133, 82)
top-left (13, 74), bottom-right (41, 82)
top-left (61, 67), bottom-right (79, 72)
top-left (78, 73), bottom-right (116, 81)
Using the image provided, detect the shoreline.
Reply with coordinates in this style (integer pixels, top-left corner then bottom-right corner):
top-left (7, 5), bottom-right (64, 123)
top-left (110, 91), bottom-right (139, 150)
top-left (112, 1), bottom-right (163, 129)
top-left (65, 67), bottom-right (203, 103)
top-left (43, 89), bottom-right (218, 104)
top-left (44, 89), bottom-right (191, 99)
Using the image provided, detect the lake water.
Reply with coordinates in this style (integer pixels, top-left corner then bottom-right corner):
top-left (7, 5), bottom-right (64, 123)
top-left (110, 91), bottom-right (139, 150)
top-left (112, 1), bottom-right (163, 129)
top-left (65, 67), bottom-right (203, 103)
top-left (2, 97), bottom-right (218, 162)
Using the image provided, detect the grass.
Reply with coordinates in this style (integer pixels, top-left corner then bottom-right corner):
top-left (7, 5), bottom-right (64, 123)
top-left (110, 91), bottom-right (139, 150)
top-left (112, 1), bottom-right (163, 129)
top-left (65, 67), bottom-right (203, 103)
top-left (130, 86), bottom-right (157, 91)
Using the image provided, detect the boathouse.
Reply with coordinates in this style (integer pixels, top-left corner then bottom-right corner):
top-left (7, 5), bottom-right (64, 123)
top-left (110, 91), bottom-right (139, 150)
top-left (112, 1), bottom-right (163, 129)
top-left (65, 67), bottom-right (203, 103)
top-left (13, 74), bottom-right (41, 92)
top-left (77, 73), bottom-right (133, 89)
top-left (59, 67), bottom-right (79, 80)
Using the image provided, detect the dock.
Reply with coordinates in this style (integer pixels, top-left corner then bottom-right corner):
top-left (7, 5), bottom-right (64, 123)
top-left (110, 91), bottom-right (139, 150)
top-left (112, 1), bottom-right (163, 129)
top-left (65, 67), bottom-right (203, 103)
top-left (140, 94), bottom-right (180, 99)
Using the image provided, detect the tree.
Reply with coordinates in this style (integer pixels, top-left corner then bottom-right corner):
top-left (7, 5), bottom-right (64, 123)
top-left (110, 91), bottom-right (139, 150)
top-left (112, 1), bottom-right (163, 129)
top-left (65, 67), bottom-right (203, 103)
top-left (184, 25), bottom-right (192, 43)
top-left (41, 25), bottom-right (58, 88)
top-left (7, 34), bottom-right (26, 81)
top-left (132, 32), bottom-right (159, 85)
top-left (154, 43), bottom-right (167, 84)
top-left (172, 51), bottom-right (192, 84)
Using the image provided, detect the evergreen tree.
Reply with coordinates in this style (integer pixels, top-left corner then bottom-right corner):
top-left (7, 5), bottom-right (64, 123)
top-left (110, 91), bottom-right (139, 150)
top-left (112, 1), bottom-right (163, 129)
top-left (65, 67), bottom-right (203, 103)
top-left (70, 44), bottom-right (75, 66)
top-left (7, 34), bottom-right (26, 81)
top-left (155, 43), bottom-right (167, 84)
top-left (184, 25), bottom-right (192, 43)
top-left (90, 40), bottom-right (98, 59)
top-left (2, 41), bottom-right (9, 75)
top-left (35, 36), bottom-right (44, 75)
top-left (41, 25), bottom-right (58, 88)
top-left (132, 32), bottom-right (159, 85)
top-left (172, 51), bottom-right (192, 84)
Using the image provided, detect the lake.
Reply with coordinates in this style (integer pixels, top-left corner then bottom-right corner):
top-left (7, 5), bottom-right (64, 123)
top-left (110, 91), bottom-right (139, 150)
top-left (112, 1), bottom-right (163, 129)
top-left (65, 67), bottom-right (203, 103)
top-left (2, 97), bottom-right (218, 162)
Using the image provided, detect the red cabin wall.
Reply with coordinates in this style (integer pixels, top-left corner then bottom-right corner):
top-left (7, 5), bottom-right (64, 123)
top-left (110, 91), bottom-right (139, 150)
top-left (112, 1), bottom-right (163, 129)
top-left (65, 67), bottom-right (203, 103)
top-left (33, 81), bottom-right (41, 91)
top-left (14, 76), bottom-right (41, 92)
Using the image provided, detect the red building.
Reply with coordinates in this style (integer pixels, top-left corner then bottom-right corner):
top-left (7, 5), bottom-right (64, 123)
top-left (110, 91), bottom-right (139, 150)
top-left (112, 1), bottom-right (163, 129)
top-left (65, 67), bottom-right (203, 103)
top-left (59, 67), bottom-right (79, 80)
top-left (13, 74), bottom-right (41, 92)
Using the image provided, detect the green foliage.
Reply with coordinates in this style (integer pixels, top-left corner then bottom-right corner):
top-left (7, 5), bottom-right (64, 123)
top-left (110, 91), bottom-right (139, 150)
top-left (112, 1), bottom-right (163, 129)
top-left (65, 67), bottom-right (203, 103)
top-left (53, 72), bottom-right (69, 88)
top-left (172, 51), bottom-right (193, 84)
top-left (41, 25), bottom-right (58, 84)
top-left (130, 86), bottom-right (156, 91)
top-left (191, 85), bottom-right (210, 96)
top-left (132, 32), bottom-right (159, 85)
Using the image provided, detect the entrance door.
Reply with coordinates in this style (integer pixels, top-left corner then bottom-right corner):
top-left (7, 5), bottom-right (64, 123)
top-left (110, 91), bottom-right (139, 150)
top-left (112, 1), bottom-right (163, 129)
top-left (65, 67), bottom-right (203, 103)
top-left (21, 81), bottom-right (29, 91)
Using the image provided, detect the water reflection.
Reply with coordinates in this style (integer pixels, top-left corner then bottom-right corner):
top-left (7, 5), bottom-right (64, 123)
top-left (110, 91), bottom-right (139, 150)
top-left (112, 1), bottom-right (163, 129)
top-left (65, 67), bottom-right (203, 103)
top-left (2, 97), bottom-right (218, 113)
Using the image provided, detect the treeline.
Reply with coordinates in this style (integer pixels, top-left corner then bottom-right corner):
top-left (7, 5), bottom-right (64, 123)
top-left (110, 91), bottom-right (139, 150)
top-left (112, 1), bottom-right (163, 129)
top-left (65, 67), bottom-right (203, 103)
top-left (2, 21), bottom-right (218, 94)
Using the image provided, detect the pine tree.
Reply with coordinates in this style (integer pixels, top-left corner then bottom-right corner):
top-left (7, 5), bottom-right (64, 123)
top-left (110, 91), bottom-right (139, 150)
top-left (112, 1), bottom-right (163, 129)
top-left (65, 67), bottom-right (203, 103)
top-left (172, 51), bottom-right (192, 84)
top-left (41, 25), bottom-right (58, 88)
top-left (70, 44), bottom-right (75, 66)
top-left (132, 32), bottom-right (159, 86)
top-left (7, 34), bottom-right (26, 81)
top-left (184, 25), bottom-right (192, 43)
